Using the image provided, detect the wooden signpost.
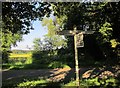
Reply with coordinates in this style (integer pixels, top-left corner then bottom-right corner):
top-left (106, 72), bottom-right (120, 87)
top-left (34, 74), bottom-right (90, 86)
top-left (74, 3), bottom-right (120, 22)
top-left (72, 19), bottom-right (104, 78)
top-left (57, 27), bottom-right (94, 87)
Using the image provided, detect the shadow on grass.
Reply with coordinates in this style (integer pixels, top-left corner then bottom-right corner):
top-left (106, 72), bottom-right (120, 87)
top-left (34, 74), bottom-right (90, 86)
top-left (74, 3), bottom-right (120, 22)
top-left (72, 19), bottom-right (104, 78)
top-left (35, 82), bottom-right (62, 88)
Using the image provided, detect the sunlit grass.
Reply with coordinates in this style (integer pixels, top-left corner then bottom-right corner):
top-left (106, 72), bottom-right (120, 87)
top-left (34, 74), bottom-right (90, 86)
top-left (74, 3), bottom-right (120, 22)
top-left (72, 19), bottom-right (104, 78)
top-left (64, 80), bottom-right (76, 86)
top-left (17, 79), bottom-right (48, 87)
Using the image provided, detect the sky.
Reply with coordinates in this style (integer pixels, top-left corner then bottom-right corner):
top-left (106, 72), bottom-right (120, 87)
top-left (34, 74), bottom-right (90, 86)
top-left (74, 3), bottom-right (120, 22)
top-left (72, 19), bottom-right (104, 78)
top-left (11, 20), bottom-right (48, 50)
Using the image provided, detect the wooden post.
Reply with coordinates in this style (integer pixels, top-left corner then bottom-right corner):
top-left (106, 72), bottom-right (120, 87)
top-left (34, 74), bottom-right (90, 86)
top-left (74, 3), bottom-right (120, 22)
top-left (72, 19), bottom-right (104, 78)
top-left (74, 30), bottom-right (80, 87)
top-left (56, 28), bottom-right (94, 87)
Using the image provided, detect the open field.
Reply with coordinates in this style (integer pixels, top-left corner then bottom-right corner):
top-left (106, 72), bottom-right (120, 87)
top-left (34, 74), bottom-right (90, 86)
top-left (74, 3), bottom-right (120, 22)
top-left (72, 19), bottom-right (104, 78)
top-left (9, 53), bottom-right (32, 58)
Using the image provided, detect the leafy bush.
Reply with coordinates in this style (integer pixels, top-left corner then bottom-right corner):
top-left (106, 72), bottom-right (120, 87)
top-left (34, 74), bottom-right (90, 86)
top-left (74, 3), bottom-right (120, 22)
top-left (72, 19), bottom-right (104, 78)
top-left (48, 61), bottom-right (62, 68)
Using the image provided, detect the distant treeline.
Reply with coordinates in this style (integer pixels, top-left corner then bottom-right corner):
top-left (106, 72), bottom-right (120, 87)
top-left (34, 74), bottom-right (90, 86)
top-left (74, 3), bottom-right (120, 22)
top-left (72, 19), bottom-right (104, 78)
top-left (11, 50), bottom-right (33, 54)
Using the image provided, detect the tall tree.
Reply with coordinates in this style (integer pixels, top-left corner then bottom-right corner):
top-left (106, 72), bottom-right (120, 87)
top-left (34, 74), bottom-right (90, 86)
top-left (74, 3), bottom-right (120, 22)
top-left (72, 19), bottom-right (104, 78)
top-left (42, 17), bottom-right (67, 50)
top-left (33, 38), bottom-right (43, 51)
top-left (2, 2), bottom-right (51, 34)
top-left (51, 2), bottom-right (120, 60)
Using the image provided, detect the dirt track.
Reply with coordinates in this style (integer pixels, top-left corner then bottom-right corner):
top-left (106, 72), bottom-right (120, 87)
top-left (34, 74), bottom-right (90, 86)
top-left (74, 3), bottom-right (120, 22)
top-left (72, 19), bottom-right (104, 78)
top-left (2, 68), bottom-right (72, 81)
top-left (2, 66), bottom-right (120, 82)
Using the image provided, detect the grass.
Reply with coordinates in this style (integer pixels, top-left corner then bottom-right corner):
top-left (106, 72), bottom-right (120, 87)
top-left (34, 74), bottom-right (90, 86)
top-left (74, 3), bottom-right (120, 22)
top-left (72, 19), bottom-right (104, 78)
top-left (2, 76), bottom-right (63, 87)
top-left (3, 58), bottom-right (71, 70)
top-left (63, 80), bottom-right (76, 86)
top-left (17, 79), bottom-right (48, 87)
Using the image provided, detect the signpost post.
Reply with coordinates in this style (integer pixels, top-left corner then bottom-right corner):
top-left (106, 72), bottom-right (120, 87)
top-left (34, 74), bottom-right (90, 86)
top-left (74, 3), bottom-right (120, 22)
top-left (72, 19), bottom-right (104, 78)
top-left (57, 27), bottom-right (94, 87)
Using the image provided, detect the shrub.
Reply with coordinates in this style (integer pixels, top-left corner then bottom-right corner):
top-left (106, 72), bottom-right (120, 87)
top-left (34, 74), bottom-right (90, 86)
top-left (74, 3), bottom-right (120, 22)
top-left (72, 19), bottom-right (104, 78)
top-left (48, 61), bottom-right (70, 69)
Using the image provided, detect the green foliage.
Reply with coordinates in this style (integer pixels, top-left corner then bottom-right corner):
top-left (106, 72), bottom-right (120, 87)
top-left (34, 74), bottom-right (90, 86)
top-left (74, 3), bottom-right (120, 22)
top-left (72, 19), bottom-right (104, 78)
top-left (42, 18), bottom-right (56, 36)
top-left (51, 2), bottom-right (107, 30)
top-left (51, 2), bottom-right (120, 61)
top-left (33, 36), bottom-right (67, 51)
top-left (110, 39), bottom-right (119, 48)
top-left (2, 2), bottom-right (51, 34)
top-left (95, 22), bottom-right (118, 61)
top-left (51, 2), bottom-right (115, 32)
top-left (1, 29), bottom-right (22, 63)
top-left (1, 31), bottom-right (22, 51)
top-left (44, 36), bottom-right (67, 50)
top-left (42, 17), bottom-right (67, 50)
top-left (98, 22), bottom-right (113, 44)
